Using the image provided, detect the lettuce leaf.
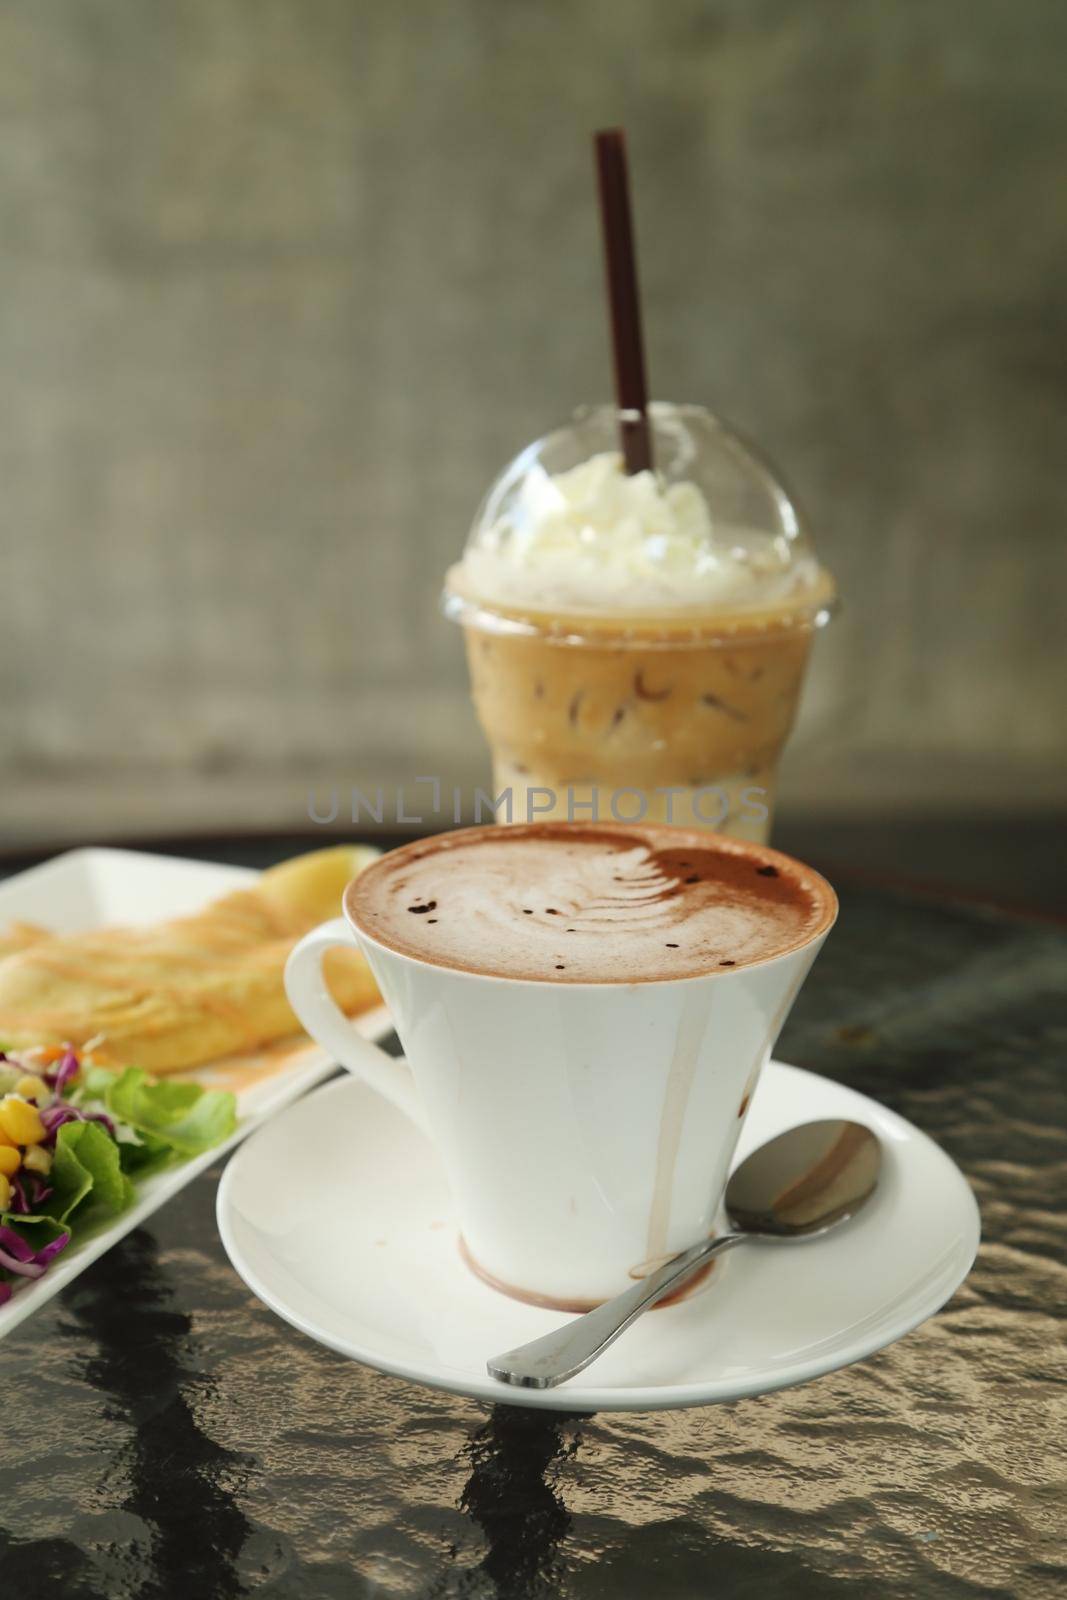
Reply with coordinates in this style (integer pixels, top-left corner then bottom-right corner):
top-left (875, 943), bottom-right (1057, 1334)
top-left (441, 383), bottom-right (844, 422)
top-left (44, 1120), bottom-right (135, 1227)
top-left (97, 1069), bottom-right (237, 1157)
top-left (115, 1128), bottom-right (177, 1180)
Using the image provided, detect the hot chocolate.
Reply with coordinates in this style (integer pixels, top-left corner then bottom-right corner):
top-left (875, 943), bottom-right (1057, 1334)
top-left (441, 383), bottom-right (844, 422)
top-left (346, 821), bottom-right (834, 984)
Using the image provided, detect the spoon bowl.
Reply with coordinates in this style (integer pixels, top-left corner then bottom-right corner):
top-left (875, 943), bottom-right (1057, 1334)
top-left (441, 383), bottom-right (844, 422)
top-left (725, 1119), bottom-right (881, 1237)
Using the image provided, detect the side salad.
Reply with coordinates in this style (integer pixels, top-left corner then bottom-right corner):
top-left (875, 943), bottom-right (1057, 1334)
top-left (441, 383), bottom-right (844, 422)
top-left (0, 1045), bottom-right (236, 1307)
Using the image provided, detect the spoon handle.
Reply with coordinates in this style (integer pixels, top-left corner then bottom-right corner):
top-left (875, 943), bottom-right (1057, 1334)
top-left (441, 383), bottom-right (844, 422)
top-left (487, 1232), bottom-right (746, 1389)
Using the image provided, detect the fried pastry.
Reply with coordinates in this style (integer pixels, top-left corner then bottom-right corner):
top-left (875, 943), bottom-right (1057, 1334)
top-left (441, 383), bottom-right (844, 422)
top-left (0, 846), bottom-right (380, 1073)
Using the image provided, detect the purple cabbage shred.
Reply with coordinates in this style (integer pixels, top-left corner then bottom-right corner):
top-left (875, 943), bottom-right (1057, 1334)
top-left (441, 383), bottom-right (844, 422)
top-left (0, 1224), bottom-right (70, 1285)
top-left (45, 1048), bottom-right (81, 1093)
top-left (40, 1102), bottom-right (116, 1143)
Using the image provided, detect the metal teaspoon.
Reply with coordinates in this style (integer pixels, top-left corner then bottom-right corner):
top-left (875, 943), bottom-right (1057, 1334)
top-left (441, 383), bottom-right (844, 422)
top-left (487, 1118), bottom-right (882, 1390)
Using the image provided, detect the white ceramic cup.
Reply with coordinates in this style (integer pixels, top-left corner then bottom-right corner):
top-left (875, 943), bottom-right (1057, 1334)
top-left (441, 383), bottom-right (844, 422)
top-left (284, 852), bottom-right (836, 1308)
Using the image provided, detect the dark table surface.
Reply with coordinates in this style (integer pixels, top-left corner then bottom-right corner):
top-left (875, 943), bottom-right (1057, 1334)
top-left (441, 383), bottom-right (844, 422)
top-left (1, 836), bottom-right (1065, 1600)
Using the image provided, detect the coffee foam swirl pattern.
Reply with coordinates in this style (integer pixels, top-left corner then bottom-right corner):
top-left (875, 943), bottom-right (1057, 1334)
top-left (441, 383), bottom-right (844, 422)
top-left (347, 824), bottom-right (834, 984)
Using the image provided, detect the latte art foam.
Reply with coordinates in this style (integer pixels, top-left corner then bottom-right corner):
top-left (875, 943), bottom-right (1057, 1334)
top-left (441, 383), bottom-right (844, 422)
top-left (347, 823), bottom-right (834, 983)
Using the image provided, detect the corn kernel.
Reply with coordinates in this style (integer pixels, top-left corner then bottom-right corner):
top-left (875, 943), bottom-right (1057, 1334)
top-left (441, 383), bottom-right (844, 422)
top-left (15, 1074), bottom-right (49, 1104)
top-left (0, 1147), bottom-right (20, 1177)
top-left (0, 1172), bottom-right (11, 1212)
top-left (0, 1095), bottom-right (46, 1146)
top-left (0, 1122), bottom-right (15, 1150)
top-left (22, 1145), bottom-right (51, 1176)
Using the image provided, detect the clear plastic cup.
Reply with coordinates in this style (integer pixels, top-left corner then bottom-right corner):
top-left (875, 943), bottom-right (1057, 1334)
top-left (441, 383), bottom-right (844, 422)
top-left (443, 403), bottom-right (835, 842)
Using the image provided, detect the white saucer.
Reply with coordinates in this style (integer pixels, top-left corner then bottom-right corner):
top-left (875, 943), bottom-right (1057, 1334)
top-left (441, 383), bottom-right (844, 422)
top-left (217, 1060), bottom-right (980, 1413)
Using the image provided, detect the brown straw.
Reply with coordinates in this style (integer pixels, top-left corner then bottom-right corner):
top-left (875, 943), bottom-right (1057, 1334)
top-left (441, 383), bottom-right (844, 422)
top-left (593, 127), bottom-right (653, 475)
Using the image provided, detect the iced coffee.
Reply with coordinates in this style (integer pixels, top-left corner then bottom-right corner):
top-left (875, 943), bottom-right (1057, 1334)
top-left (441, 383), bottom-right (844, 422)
top-left (444, 404), bottom-right (835, 843)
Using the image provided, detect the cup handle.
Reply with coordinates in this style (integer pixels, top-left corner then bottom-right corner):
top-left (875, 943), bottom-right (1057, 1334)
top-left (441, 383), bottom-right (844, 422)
top-left (285, 918), bottom-right (426, 1132)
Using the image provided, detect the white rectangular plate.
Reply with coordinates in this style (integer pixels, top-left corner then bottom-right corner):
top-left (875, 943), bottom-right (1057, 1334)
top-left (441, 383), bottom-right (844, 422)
top-left (0, 846), bottom-right (391, 1339)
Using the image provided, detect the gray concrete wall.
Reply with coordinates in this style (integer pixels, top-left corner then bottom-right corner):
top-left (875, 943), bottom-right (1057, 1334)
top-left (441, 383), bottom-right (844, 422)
top-left (2, 0), bottom-right (1064, 843)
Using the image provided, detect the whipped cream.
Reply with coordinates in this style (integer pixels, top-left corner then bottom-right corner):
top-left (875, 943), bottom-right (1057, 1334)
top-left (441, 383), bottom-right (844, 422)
top-left (457, 452), bottom-right (818, 613)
